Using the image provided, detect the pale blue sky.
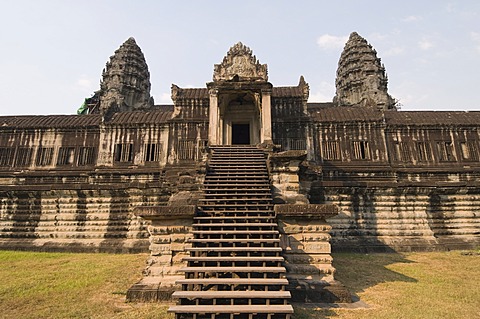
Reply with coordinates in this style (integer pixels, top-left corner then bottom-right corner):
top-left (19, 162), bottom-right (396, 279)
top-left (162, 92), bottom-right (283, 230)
top-left (0, 0), bottom-right (479, 115)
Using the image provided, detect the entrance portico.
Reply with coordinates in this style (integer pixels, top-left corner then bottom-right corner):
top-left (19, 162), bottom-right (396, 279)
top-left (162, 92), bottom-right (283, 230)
top-left (207, 42), bottom-right (272, 146)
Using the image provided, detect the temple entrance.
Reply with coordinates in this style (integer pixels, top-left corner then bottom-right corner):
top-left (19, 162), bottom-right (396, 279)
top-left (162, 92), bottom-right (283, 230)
top-left (218, 92), bottom-right (261, 146)
top-left (232, 123), bottom-right (250, 145)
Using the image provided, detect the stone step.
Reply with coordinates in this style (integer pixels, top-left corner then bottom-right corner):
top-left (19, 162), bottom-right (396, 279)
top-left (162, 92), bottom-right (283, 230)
top-left (209, 161), bottom-right (266, 165)
top-left (209, 167), bottom-right (267, 171)
top-left (203, 180), bottom-right (270, 187)
top-left (188, 238), bottom-right (280, 243)
top-left (207, 171), bottom-right (268, 175)
top-left (170, 146), bottom-right (292, 318)
top-left (211, 151), bottom-right (265, 155)
top-left (186, 247), bottom-right (282, 252)
top-left (196, 212), bottom-right (275, 218)
top-left (193, 222), bottom-right (277, 228)
top-left (183, 256), bottom-right (284, 262)
top-left (168, 305), bottom-right (294, 315)
top-left (198, 204), bottom-right (274, 210)
top-left (195, 217), bottom-right (276, 223)
top-left (211, 150), bottom-right (264, 154)
top-left (203, 182), bottom-right (270, 186)
top-left (204, 179), bottom-right (270, 184)
top-left (210, 152), bottom-right (264, 155)
top-left (176, 278), bottom-right (289, 285)
top-left (199, 199), bottom-right (273, 204)
top-left (180, 266), bottom-right (286, 273)
top-left (172, 290), bottom-right (291, 299)
top-left (204, 188), bottom-right (271, 192)
top-left (194, 216), bottom-right (275, 220)
top-left (203, 193), bottom-right (272, 198)
top-left (209, 160), bottom-right (266, 164)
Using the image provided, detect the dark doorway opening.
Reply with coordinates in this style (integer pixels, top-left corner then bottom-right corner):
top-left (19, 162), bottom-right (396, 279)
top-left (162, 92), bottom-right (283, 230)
top-left (232, 123), bottom-right (250, 145)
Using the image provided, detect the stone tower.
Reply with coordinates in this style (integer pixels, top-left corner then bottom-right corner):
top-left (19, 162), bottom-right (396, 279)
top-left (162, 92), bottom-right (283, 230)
top-left (334, 32), bottom-right (396, 110)
top-left (94, 37), bottom-right (153, 115)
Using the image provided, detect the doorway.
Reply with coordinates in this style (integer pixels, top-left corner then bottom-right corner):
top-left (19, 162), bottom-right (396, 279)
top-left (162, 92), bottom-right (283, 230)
top-left (232, 123), bottom-right (250, 145)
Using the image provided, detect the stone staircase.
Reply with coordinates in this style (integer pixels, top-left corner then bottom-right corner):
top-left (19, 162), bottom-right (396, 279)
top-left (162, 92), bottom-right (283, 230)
top-left (169, 146), bottom-right (293, 319)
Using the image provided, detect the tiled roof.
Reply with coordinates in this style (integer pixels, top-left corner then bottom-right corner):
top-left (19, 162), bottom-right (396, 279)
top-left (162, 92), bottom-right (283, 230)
top-left (108, 109), bottom-right (173, 124)
top-left (272, 86), bottom-right (303, 97)
top-left (385, 111), bottom-right (480, 126)
top-left (0, 114), bottom-right (102, 128)
top-left (0, 108), bottom-right (174, 128)
top-left (309, 106), bottom-right (384, 122)
top-left (172, 86), bottom-right (304, 99)
top-left (176, 88), bottom-right (209, 99)
top-left (307, 102), bottom-right (335, 111)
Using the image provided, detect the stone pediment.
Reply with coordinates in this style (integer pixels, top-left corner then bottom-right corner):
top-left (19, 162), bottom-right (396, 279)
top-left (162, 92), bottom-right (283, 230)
top-left (213, 42), bottom-right (268, 82)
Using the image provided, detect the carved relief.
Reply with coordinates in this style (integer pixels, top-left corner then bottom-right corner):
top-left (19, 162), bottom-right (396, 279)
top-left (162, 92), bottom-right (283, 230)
top-left (213, 42), bottom-right (268, 82)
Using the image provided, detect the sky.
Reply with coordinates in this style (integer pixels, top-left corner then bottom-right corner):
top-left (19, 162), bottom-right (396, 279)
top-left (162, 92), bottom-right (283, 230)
top-left (0, 0), bottom-right (479, 115)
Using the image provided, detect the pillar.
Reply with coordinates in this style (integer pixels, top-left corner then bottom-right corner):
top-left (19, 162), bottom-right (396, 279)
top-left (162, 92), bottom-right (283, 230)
top-left (261, 89), bottom-right (272, 143)
top-left (208, 89), bottom-right (219, 145)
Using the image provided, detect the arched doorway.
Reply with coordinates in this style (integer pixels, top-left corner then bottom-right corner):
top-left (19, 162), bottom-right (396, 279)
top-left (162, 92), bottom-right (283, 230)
top-left (220, 92), bottom-right (260, 145)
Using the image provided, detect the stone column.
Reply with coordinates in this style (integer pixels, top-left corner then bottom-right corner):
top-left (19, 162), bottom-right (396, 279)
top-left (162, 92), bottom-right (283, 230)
top-left (126, 205), bottom-right (195, 302)
top-left (261, 89), bottom-right (272, 143)
top-left (208, 89), bottom-right (219, 145)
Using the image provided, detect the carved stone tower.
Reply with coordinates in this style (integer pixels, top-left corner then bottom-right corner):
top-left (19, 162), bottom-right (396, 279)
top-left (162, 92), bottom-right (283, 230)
top-left (334, 32), bottom-right (396, 110)
top-left (95, 37), bottom-right (153, 115)
top-left (207, 42), bottom-right (273, 146)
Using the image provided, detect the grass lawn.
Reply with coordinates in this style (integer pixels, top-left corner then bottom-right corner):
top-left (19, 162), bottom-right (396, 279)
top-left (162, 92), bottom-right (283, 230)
top-left (0, 250), bottom-right (478, 319)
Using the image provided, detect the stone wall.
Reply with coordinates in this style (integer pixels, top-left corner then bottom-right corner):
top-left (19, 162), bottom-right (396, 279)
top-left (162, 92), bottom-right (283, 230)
top-left (0, 163), bottom-right (205, 253)
top-left (126, 206), bottom-right (195, 301)
top-left (306, 174), bottom-right (480, 252)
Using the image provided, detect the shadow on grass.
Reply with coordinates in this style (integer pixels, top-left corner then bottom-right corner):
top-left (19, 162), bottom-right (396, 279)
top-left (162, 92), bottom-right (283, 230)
top-left (292, 251), bottom-right (417, 319)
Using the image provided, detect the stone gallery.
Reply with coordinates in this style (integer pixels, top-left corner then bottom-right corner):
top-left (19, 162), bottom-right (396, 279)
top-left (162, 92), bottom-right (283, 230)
top-left (1, 33), bottom-right (479, 318)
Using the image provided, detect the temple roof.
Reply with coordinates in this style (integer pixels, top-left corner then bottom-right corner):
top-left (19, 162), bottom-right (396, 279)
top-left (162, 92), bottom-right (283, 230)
top-left (272, 86), bottom-right (304, 97)
top-left (171, 86), bottom-right (304, 100)
top-left (2, 107), bottom-right (479, 128)
top-left (0, 107), bottom-right (174, 128)
top-left (384, 110), bottom-right (480, 126)
top-left (108, 109), bottom-right (173, 124)
top-left (309, 106), bottom-right (480, 126)
top-left (0, 114), bottom-right (103, 128)
top-left (309, 106), bottom-right (384, 122)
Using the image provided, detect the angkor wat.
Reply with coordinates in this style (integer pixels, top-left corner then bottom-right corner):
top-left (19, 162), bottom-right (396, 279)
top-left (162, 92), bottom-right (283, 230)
top-left (1, 32), bottom-right (479, 317)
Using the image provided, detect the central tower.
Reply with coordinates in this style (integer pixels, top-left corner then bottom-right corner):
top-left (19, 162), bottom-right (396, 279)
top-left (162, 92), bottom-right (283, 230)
top-left (207, 42), bottom-right (273, 145)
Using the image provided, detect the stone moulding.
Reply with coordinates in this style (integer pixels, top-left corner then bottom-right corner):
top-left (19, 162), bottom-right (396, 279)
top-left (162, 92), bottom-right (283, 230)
top-left (275, 203), bottom-right (352, 303)
top-left (127, 205), bottom-right (195, 302)
top-left (134, 205), bottom-right (196, 220)
top-left (274, 204), bottom-right (339, 218)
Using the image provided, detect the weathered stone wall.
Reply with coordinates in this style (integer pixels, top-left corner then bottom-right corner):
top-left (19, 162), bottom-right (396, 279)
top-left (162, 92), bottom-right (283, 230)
top-left (126, 206), bottom-right (195, 302)
top-left (0, 180), bottom-right (157, 252)
top-left (0, 164), bottom-right (206, 253)
top-left (0, 117), bottom-right (207, 252)
top-left (305, 172), bottom-right (480, 252)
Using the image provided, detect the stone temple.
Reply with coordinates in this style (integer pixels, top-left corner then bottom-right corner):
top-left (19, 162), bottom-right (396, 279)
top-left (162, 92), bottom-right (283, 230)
top-left (1, 33), bottom-right (480, 317)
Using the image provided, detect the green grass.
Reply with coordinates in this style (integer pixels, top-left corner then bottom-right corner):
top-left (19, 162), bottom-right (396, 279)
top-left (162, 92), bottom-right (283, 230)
top-left (0, 251), bottom-right (171, 319)
top-left (295, 250), bottom-right (480, 319)
top-left (0, 250), bottom-right (479, 318)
